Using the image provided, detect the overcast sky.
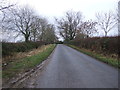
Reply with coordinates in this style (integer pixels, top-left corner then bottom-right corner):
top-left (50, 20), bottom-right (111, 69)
top-left (10, 0), bottom-right (118, 21)
top-left (4, 0), bottom-right (119, 41)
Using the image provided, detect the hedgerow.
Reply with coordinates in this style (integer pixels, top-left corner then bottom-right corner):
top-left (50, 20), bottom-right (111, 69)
top-left (2, 41), bottom-right (46, 57)
top-left (66, 36), bottom-right (119, 55)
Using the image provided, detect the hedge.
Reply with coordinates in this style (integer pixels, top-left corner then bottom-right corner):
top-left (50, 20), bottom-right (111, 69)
top-left (65, 36), bottom-right (119, 55)
top-left (2, 41), bottom-right (46, 57)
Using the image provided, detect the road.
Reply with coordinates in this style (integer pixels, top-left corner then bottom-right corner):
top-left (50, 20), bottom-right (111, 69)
top-left (31, 44), bottom-right (118, 88)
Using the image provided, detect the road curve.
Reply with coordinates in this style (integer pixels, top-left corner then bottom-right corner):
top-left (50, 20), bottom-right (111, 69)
top-left (35, 44), bottom-right (118, 88)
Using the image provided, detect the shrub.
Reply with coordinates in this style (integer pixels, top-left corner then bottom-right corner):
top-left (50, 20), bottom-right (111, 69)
top-left (66, 36), bottom-right (119, 55)
top-left (2, 41), bottom-right (46, 57)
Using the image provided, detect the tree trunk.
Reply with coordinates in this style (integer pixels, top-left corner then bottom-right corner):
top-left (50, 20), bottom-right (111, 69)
top-left (25, 35), bottom-right (29, 42)
top-left (86, 35), bottom-right (89, 38)
top-left (33, 35), bottom-right (36, 42)
top-left (105, 32), bottom-right (107, 37)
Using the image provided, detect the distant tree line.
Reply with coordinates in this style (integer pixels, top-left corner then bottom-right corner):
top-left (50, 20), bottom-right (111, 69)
top-left (1, 5), bottom-right (57, 43)
top-left (55, 10), bottom-right (117, 42)
top-left (0, 1), bottom-right (118, 43)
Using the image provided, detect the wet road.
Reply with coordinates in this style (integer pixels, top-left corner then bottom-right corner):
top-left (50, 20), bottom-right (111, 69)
top-left (35, 44), bottom-right (118, 88)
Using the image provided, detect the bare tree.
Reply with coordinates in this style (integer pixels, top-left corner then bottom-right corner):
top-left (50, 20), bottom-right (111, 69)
top-left (79, 20), bottom-right (97, 38)
top-left (4, 6), bottom-right (36, 42)
top-left (96, 11), bottom-right (117, 37)
top-left (37, 18), bottom-right (49, 41)
top-left (41, 24), bottom-right (57, 43)
top-left (30, 17), bottom-right (57, 43)
top-left (56, 10), bottom-right (83, 41)
top-left (30, 16), bottom-right (43, 42)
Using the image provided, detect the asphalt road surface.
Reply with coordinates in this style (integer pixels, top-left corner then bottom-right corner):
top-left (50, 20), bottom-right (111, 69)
top-left (35, 44), bottom-right (118, 88)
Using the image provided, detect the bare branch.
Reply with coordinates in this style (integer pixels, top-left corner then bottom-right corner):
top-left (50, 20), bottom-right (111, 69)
top-left (96, 11), bottom-right (117, 37)
top-left (56, 10), bottom-right (83, 41)
top-left (0, 4), bottom-right (15, 11)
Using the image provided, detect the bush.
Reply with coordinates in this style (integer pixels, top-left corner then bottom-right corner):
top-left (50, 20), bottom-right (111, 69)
top-left (66, 36), bottom-right (119, 55)
top-left (2, 41), bottom-right (46, 57)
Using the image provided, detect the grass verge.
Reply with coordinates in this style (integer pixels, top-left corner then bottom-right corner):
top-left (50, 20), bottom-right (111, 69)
top-left (66, 44), bottom-right (119, 68)
top-left (3, 44), bottom-right (56, 79)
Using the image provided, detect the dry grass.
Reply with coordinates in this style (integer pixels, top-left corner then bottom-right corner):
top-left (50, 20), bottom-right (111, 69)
top-left (2, 45), bottom-right (50, 67)
top-left (67, 45), bottom-right (119, 68)
top-left (2, 44), bottom-right (56, 81)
